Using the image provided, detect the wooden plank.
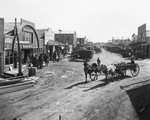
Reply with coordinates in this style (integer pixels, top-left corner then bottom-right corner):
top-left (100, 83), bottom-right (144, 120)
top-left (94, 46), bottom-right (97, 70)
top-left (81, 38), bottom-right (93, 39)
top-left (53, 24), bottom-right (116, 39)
top-left (0, 79), bottom-right (22, 86)
top-left (0, 80), bottom-right (35, 89)
top-left (0, 81), bottom-right (34, 95)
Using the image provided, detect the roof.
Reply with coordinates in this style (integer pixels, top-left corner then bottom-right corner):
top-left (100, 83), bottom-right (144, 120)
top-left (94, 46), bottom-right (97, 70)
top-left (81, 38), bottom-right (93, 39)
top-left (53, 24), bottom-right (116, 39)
top-left (47, 40), bottom-right (65, 46)
top-left (36, 29), bottom-right (46, 39)
top-left (4, 22), bottom-right (20, 34)
top-left (54, 30), bottom-right (76, 35)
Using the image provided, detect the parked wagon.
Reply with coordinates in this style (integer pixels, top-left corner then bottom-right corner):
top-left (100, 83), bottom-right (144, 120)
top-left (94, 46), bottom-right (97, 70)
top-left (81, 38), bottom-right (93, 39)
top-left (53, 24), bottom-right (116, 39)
top-left (70, 49), bottom-right (93, 61)
top-left (114, 62), bottom-right (140, 77)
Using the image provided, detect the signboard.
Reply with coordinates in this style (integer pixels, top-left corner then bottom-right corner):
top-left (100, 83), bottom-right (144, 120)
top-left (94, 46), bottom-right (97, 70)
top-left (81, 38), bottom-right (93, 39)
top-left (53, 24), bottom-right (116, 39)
top-left (22, 44), bottom-right (33, 49)
top-left (22, 27), bottom-right (33, 33)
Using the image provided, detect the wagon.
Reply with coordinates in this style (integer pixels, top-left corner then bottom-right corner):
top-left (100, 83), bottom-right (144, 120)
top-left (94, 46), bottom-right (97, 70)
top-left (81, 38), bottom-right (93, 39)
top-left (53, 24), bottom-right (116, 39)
top-left (114, 62), bottom-right (140, 77)
top-left (70, 49), bottom-right (93, 61)
top-left (89, 62), bottom-right (140, 81)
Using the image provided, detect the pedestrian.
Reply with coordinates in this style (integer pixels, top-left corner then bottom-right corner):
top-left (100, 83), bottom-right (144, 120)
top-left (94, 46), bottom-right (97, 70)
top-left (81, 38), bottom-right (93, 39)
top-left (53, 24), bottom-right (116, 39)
top-left (131, 55), bottom-right (135, 64)
top-left (97, 57), bottom-right (101, 65)
top-left (32, 54), bottom-right (39, 68)
top-left (53, 50), bottom-right (56, 63)
top-left (38, 54), bottom-right (43, 69)
top-left (44, 53), bottom-right (49, 66)
top-left (26, 54), bottom-right (30, 66)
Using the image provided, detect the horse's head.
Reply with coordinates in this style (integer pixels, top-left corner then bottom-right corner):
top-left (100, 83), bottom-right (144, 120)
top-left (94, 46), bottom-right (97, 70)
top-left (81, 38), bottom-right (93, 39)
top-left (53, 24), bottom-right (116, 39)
top-left (83, 60), bottom-right (88, 66)
top-left (100, 64), bottom-right (107, 73)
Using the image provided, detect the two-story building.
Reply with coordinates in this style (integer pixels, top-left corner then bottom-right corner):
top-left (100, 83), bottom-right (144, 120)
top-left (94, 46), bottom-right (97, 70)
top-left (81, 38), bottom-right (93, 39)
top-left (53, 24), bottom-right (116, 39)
top-left (54, 31), bottom-right (77, 53)
top-left (4, 18), bottom-right (43, 72)
top-left (134, 23), bottom-right (150, 58)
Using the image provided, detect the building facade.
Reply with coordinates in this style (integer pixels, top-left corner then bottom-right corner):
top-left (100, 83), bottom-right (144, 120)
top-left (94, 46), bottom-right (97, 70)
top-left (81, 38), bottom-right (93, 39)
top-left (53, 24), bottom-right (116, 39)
top-left (77, 36), bottom-right (86, 46)
top-left (37, 28), bottom-right (55, 53)
top-left (0, 18), bottom-right (4, 76)
top-left (4, 18), bottom-right (43, 72)
top-left (54, 31), bottom-right (77, 53)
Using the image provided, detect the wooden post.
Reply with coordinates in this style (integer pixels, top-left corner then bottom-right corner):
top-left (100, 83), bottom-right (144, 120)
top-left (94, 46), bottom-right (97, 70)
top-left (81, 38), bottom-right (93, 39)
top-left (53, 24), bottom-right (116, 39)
top-left (12, 18), bottom-right (22, 75)
top-left (59, 115), bottom-right (61, 120)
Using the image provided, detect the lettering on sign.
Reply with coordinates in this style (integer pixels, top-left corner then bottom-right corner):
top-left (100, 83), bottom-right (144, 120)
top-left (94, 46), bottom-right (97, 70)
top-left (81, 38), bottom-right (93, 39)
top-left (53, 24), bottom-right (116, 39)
top-left (22, 44), bottom-right (33, 48)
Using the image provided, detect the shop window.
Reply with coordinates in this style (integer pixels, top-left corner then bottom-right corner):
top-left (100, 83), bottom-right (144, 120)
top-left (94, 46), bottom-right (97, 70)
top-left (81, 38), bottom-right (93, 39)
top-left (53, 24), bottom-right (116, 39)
top-left (5, 50), bottom-right (18, 65)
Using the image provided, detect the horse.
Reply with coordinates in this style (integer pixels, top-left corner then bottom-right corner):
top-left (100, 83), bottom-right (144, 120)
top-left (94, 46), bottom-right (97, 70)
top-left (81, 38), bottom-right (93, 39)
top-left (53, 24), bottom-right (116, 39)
top-left (83, 61), bottom-right (116, 83)
top-left (83, 61), bottom-right (108, 82)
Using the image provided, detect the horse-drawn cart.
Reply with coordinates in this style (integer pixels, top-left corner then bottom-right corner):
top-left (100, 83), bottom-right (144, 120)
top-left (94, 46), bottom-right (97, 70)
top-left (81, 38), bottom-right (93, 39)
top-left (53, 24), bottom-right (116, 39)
top-left (87, 62), bottom-right (140, 81)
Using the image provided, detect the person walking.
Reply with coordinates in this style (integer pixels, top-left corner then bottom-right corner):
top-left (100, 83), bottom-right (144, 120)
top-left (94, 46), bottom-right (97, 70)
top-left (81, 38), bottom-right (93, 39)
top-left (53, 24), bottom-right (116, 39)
top-left (26, 54), bottom-right (30, 66)
top-left (32, 55), bottom-right (39, 68)
top-left (53, 50), bottom-right (56, 63)
top-left (38, 54), bottom-right (43, 69)
top-left (44, 53), bottom-right (49, 66)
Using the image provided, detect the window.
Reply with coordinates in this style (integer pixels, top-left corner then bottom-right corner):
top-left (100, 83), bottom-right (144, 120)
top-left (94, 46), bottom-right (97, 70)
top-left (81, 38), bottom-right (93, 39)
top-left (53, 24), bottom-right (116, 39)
top-left (5, 50), bottom-right (19, 65)
top-left (24, 32), bottom-right (33, 43)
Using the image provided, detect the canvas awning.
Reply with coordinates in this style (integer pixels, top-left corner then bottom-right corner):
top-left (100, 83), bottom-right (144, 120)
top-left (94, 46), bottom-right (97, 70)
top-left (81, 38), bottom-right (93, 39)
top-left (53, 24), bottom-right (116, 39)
top-left (47, 40), bottom-right (65, 46)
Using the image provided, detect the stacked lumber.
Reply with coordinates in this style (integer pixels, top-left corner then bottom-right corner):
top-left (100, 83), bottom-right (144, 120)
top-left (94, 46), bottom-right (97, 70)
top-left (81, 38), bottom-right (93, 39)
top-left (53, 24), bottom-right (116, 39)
top-left (0, 76), bottom-right (38, 95)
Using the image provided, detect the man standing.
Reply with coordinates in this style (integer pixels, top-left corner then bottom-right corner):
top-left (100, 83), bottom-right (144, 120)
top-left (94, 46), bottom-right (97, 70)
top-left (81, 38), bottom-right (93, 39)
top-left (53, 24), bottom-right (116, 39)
top-left (97, 57), bottom-right (101, 65)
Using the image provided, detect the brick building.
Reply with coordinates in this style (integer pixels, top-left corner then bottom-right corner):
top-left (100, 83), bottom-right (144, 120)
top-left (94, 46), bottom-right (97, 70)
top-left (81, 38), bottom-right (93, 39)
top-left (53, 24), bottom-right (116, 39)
top-left (54, 31), bottom-right (77, 53)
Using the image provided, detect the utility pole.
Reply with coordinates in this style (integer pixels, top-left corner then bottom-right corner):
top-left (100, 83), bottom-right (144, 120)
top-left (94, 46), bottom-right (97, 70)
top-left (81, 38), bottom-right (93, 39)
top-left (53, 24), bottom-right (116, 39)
top-left (12, 18), bottom-right (22, 75)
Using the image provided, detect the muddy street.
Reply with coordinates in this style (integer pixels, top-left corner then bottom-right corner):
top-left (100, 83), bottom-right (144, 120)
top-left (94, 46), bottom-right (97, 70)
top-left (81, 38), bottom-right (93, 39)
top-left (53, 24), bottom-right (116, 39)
top-left (0, 49), bottom-right (150, 120)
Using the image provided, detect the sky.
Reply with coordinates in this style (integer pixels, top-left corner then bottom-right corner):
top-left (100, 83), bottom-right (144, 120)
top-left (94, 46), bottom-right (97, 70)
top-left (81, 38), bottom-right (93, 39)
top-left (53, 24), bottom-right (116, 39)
top-left (0, 0), bottom-right (150, 43)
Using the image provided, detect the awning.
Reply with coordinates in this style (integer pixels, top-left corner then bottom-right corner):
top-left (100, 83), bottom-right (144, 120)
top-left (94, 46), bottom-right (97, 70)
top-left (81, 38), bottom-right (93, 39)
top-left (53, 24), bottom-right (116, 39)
top-left (47, 40), bottom-right (65, 46)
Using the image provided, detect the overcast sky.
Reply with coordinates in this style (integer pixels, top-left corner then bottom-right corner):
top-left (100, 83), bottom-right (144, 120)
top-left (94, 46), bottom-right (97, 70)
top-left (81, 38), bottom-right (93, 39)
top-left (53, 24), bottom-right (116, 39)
top-left (1, 0), bottom-right (150, 42)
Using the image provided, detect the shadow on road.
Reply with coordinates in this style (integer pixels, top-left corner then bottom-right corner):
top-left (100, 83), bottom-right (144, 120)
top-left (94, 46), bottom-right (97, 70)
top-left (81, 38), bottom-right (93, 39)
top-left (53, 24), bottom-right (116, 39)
top-left (83, 81), bottom-right (107, 92)
top-left (68, 59), bottom-right (85, 62)
top-left (84, 75), bottom-right (131, 92)
top-left (65, 81), bottom-right (87, 89)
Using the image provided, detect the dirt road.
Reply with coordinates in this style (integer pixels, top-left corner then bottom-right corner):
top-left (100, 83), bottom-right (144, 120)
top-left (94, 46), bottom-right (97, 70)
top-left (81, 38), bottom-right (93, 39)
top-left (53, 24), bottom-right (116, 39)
top-left (0, 49), bottom-right (150, 120)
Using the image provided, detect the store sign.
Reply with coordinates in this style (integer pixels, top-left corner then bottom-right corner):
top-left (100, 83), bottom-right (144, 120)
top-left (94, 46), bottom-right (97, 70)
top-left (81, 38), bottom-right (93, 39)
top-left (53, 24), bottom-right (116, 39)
top-left (22, 27), bottom-right (33, 33)
top-left (22, 44), bottom-right (33, 49)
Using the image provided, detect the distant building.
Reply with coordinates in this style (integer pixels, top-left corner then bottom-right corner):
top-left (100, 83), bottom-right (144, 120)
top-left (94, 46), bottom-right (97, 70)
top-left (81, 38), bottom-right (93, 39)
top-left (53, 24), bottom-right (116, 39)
top-left (37, 28), bottom-right (65, 59)
top-left (54, 31), bottom-right (77, 53)
top-left (111, 38), bottom-right (130, 45)
top-left (131, 34), bottom-right (138, 42)
top-left (136, 23), bottom-right (150, 58)
top-left (37, 28), bottom-right (55, 53)
top-left (77, 36), bottom-right (86, 46)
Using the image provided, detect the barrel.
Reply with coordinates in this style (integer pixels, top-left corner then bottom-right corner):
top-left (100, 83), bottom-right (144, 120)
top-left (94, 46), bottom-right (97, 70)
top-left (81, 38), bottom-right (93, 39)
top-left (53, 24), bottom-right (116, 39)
top-left (28, 67), bottom-right (36, 76)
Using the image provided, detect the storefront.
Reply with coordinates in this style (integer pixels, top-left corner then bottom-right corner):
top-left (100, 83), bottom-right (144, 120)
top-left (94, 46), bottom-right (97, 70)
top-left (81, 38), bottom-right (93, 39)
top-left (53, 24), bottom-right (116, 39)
top-left (4, 18), bottom-right (42, 72)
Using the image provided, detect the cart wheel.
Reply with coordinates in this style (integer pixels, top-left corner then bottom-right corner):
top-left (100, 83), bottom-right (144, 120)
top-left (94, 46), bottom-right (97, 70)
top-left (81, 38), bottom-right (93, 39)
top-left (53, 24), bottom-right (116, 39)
top-left (121, 69), bottom-right (126, 76)
top-left (90, 73), bottom-right (98, 81)
top-left (131, 63), bottom-right (140, 77)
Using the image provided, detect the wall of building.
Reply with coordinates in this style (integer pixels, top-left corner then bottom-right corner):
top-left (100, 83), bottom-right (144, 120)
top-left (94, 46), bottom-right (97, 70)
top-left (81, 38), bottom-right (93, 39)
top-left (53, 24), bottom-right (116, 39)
top-left (55, 33), bottom-right (77, 46)
top-left (138, 23), bottom-right (146, 43)
top-left (4, 19), bottom-right (42, 72)
top-left (77, 38), bottom-right (85, 45)
top-left (0, 18), bottom-right (4, 75)
top-left (44, 28), bottom-right (54, 44)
